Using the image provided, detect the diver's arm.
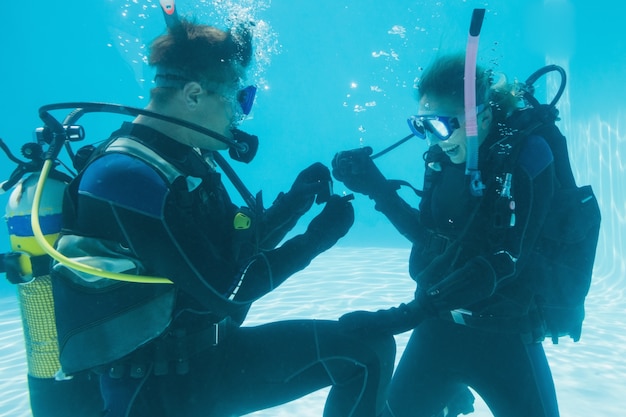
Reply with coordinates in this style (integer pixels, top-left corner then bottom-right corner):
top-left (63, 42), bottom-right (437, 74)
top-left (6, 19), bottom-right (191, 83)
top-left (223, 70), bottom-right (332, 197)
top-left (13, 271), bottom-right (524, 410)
top-left (72, 151), bottom-right (347, 315)
top-left (228, 194), bottom-right (354, 302)
top-left (256, 191), bottom-right (311, 250)
top-left (370, 190), bottom-right (427, 244)
top-left (332, 146), bottom-right (427, 243)
top-left (258, 162), bottom-right (333, 250)
top-left (108, 179), bottom-right (352, 307)
top-left (72, 152), bottom-right (253, 314)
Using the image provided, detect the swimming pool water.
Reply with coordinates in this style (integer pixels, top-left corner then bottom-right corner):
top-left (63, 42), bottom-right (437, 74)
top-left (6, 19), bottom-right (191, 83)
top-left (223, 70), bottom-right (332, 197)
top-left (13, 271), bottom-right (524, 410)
top-left (1, 1), bottom-right (625, 415)
top-left (1, 245), bottom-right (625, 417)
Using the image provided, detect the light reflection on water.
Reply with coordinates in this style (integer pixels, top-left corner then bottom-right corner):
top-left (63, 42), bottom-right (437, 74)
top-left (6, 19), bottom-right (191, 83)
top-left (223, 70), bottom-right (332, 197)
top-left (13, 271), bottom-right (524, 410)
top-left (1, 114), bottom-right (625, 416)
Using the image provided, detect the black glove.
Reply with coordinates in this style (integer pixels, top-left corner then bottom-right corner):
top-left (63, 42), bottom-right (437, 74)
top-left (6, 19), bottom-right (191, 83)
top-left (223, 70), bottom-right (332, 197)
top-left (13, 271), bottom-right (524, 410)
top-left (305, 194), bottom-right (355, 251)
top-left (339, 297), bottom-right (432, 336)
top-left (283, 162), bottom-right (333, 214)
top-left (426, 256), bottom-right (497, 311)
top-left (411, 241), bottom-right (461, 288)
top-left (331, 147), bottom-right (393, 197)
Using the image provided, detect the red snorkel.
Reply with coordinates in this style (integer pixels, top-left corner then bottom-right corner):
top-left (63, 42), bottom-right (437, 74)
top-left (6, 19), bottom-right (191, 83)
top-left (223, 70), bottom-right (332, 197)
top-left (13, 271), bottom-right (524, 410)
top-left (464, 8), bottom-right (486, 196)
top-left (159, 0), bottom-right (180, 28)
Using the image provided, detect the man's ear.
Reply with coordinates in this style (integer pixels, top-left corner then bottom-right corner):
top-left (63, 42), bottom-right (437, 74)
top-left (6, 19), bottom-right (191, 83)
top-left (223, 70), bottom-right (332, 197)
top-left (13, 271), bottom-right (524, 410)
top-left (182, 81), bottom-right (204, 108)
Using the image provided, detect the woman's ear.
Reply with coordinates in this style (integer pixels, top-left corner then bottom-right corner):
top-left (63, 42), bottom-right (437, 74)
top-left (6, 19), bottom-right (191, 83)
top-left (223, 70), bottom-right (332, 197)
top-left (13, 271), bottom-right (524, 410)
top-left (480, 106), bottom-right (493, 128)
top-left (477, 106), bottom-right (494, 144)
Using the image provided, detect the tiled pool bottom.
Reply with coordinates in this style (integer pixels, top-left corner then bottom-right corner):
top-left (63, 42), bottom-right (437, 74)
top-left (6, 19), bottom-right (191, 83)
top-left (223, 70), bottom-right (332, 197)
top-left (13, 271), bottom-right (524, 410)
top-left (1, 247), bottom-right (624, 416)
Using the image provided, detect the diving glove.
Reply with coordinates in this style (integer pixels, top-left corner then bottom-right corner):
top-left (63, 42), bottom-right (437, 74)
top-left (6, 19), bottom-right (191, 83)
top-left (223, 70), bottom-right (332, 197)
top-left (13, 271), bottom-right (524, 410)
top-left (426, 256), bottom-right (497, 311)
top-left (331, 146), bottom-right (393, 198)
top-left (339, 297), bottom-right (433, 336)
top-left (284, 162), bottom-right (333, 214)
top-left (305, 194), bottom-right (355, 251)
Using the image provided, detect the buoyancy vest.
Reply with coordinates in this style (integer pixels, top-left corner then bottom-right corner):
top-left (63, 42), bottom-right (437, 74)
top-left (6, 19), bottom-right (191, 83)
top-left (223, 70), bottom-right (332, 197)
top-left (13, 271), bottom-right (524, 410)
top-left (410, 132), bottom-right (554, 337)
top-left (52, 134), bottom-right (236, 375)
top-left (413, 119), bottom-right (600, 343)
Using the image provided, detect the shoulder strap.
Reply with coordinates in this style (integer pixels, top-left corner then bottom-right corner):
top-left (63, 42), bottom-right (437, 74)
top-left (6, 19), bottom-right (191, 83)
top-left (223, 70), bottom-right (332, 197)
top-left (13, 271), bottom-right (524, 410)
top-left (105, 136), bottom-right (185, 185)
top-left (528, 122), bottom-right (576, 189)
top-left (503, 107), bottom-right (576, 189)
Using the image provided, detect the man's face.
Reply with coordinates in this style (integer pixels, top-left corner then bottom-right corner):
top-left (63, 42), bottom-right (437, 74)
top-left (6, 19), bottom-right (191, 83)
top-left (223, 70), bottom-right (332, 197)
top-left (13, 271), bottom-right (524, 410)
top-left (186, 86), bottom-right (237, 150)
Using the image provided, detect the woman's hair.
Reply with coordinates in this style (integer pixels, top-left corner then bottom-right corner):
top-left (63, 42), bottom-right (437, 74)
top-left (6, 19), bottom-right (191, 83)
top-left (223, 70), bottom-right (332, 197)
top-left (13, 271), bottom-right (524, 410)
top-left (417, 53), bottom-right (522, 124)
top-left (148, 18), bottom-right (253, 100)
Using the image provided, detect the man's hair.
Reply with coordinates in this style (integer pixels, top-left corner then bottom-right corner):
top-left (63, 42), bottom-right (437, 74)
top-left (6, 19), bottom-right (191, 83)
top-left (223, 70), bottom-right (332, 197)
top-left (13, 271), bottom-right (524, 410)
top-left (148, 18), bottom-right (253, 101)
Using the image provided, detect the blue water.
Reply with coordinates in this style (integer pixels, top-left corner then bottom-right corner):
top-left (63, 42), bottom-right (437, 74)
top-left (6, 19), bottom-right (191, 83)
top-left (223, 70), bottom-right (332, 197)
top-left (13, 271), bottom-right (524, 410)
top-left (1, 0), bottom-right (625, 416)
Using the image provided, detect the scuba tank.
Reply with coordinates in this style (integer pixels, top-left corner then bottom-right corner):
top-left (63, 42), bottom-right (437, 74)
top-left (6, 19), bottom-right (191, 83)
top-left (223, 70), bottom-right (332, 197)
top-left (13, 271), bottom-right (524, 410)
top-left (5, 173), bottom-right (65, 380)
top-left (1, 138), bottom-right (102, 416)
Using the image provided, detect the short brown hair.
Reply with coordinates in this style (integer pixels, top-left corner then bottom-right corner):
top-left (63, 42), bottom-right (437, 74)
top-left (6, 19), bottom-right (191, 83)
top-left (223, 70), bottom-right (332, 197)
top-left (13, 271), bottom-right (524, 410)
top-left (149, 18), bottom-right (253, 89)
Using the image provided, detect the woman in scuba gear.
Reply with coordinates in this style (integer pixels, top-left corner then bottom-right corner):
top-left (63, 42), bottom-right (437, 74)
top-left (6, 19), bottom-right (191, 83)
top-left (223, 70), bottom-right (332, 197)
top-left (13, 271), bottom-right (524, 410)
top-left (332, 53), bottom-right (561, 417)
top-left (50, 18), bottom-right (395, 417)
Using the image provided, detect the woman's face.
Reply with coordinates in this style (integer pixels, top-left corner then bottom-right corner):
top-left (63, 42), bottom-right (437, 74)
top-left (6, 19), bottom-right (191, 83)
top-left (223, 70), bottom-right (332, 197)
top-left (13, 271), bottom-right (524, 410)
top-left (418, 94), bottom-right (491, 165)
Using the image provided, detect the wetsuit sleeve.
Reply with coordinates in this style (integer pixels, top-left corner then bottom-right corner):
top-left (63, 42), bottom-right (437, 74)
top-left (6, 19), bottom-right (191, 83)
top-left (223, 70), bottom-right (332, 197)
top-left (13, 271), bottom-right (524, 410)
top-left (74, 153), bottom-right (246, 313)
top-left (228, 194), bottom-right (354, 302)
top-left (258, 161), bottom-right (334, 249)
top-left (256, 191), bottom-right (311, 250)
top-left (370, 189), bottom-right (427, 244)
top-left (75, 153), bottom-right (341, 313)
top-left (426, 135), bottom-right (555, 310)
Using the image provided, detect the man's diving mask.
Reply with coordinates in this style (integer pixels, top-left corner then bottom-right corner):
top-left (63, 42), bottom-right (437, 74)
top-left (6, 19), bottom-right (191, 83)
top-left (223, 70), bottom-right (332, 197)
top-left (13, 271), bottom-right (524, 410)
top-left (236, 85), bottom-right (256, 116)
top-left (154, 69), bottom-right (257, 116)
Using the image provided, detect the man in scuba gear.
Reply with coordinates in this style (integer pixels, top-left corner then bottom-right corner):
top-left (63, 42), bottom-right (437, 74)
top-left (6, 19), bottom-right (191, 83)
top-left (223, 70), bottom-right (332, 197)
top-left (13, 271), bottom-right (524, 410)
top-left (332, 53), bottom-right (561, 417)
top-left (50, 18), bottom-right (395, 417)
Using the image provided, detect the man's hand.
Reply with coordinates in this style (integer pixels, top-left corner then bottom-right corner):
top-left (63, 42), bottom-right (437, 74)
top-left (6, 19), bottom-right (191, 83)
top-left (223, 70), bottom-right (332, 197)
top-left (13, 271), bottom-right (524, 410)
top-left (284, 162), bottom-right (333, 213)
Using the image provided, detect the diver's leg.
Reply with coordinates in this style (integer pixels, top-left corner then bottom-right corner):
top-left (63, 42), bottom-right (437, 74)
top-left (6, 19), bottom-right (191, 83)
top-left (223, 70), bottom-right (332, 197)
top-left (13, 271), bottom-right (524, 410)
top-left (473, 337), bottom-right (560, 417)
top-left (208, 319), bottom-right (395, 417)
top-left (318, 321), bottom-right (396, 417)
top-left (28, 373), bottom-right (103, 417)
top-left (384, 319), bottom-right (471, 417)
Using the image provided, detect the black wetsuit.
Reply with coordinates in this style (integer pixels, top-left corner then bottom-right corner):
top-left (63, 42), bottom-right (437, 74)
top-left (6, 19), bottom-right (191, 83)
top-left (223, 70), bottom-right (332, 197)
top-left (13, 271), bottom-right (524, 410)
top-left (51, 122), bottom-right (395, 417)
top-left (373, 132), bottom-right (560, 417)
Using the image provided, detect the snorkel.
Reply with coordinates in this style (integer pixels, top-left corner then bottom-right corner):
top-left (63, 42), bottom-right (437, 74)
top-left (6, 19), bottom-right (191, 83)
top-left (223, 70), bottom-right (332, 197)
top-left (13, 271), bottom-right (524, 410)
top-left (159, 0), bottom-right (179, 27)
top-left (374, 8), bottom-right (487, 182)
top-left (464, 8), bottom-right (486, 196)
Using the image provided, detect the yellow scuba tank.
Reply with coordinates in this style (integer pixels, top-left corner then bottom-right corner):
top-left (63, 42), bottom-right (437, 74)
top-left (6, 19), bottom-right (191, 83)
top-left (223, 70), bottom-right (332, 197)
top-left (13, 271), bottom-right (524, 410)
top-left (5, 172), bottom-right (66, 379)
